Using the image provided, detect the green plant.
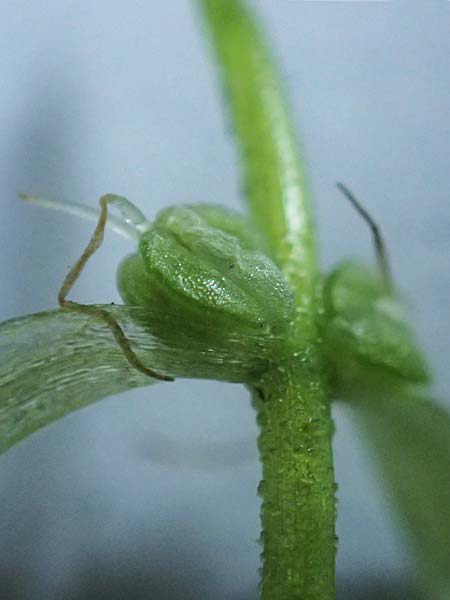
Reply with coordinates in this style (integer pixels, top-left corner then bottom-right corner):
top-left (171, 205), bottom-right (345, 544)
top-left (1, 1), bottom-right (449, 598)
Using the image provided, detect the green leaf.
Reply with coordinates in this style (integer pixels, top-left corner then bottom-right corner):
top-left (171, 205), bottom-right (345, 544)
top-left (0, 305), bottom-right (270, 455)
top-left (343, 378), bottom-right (450, 599)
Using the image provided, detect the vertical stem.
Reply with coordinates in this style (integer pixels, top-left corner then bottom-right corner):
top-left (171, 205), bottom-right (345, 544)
top-left (197, 1), bottom-right (336, 598)
top-left (255, 365), bottom-right (335, 599)
top-left (197, 0), bottom-right (316, 316)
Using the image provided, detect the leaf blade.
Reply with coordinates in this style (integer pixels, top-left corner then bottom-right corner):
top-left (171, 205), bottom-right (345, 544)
top-left (0, 305), bottom-right (270, 455)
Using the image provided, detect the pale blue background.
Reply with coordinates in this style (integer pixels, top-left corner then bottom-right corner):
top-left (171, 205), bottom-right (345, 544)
top-left (0, 1), bottom-right (449, 598)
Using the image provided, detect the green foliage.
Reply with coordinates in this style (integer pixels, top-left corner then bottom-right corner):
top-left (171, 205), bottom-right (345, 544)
top-left (1, 0), bottom-right (450, 598)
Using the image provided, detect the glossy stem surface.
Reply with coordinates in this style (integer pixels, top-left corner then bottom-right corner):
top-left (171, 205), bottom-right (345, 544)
top-left (198, 1), bottom-right (336, 597)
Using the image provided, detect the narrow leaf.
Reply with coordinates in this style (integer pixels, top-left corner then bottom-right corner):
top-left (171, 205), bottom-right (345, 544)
top-left (0, 305), bottom-right (270, 454)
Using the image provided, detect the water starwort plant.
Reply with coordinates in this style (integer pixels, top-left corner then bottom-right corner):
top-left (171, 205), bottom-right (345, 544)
top-left (1, 1), bottom-right (449, 598)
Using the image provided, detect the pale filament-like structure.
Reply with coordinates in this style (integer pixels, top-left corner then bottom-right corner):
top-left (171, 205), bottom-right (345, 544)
top-left (20, 193), bottom-right (151, 242)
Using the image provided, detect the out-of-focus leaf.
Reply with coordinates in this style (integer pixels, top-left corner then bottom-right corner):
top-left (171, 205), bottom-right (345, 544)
top-left (342, 377), bottom-right (450, 599)
top-left (0, 305), bottom-right (270, 455)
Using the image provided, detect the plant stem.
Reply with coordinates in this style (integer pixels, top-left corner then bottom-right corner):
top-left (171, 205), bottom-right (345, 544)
top-left (255, 364), bottom-right (335, 599)
top-left (198, 1), bottom-right (336, 597)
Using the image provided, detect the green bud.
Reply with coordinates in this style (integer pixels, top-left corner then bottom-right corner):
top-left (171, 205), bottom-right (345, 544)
top-left (323, 262), bottom-right (429, 384)
top-left (118, 204), bottom-right (294, 361)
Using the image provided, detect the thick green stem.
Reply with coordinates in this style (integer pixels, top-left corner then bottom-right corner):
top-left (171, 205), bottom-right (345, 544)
top-left (198, 1), bottom-right (336, 597)
top-left (255, 362), bottom-right (335, 599)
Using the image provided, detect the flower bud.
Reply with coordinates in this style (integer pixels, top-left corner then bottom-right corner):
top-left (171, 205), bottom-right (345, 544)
top-left (323, 262), bottom-right (429, 383)
top-left (118, 204), bottom-right (294, 362)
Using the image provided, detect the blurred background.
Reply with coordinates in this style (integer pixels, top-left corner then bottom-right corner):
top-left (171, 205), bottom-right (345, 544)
top-left (0, 0), bottom-right (449, 598)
